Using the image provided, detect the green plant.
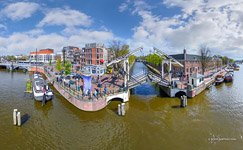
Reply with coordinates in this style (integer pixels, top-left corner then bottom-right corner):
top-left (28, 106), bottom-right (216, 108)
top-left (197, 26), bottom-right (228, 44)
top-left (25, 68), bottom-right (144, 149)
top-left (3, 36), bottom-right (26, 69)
top-left (56, 58), bottom-right (62, 72)
top-left (64, 61), bottom-right (71, 75)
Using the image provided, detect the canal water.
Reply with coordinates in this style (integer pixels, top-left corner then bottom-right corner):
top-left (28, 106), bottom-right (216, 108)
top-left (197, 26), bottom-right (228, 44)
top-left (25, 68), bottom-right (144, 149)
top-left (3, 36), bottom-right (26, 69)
top-left (1, 63), bottom-right (243, 149)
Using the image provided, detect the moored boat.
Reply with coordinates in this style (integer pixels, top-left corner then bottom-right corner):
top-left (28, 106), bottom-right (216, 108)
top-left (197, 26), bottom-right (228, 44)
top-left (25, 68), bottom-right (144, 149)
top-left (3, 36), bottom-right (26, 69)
top-left (224, 72), bottom-right (233, 83)
top-left (234, 65), bottom-right (240, 71)
top-left (32, 73), bottom-right (53, 101)
top-left (215, 75), bottom-right (224, 86)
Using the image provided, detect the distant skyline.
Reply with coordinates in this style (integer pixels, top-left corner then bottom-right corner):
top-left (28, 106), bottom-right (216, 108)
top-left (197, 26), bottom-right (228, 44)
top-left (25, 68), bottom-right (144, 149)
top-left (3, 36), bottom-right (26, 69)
top-left (0, 0), bottom-right (243, 59)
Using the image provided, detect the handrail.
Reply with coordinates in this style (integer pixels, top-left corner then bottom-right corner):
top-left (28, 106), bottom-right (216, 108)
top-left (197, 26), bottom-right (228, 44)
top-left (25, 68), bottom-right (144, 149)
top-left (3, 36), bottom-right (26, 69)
top-left (44, 67), bottom-right (128, 102)
top-left (106, 47), bottom-right (143, 67)
top-left (153, 47), bottom-right (184, 67)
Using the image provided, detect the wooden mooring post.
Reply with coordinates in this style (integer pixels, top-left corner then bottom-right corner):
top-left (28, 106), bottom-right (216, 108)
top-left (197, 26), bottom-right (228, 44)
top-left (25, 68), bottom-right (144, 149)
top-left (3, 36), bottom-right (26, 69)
top-left (17, 112), bottom-right (21, 126)
top-left (13, 109), bottom-right (22, 127)
top-left (13, 109), bottom-right (17, 125)
top-left (13, 109), bottom-right (21, 127)
top-left (118, 104), bottom-right (121, 116)
top-left (180, 95), bottom-right (187, 108)
top-left (121, 103), bottom-right (126, 116)
top-left (117, 103), bottom-right (126, 116)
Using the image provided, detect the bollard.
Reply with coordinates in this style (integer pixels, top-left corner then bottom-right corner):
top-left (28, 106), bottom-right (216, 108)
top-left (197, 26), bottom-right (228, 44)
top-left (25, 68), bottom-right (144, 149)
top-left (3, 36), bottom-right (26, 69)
top-left (180, 97), bottom-right (185, 108)
top-left (184, 95), bottom-right (187, 106)
top-left (13, 109), bottom-right (18, 125)
top-left (118, 104), bottom-right (121, 116)
top-left (121, 103), bottom-right (126, 116)
top-left (17, 112), bottom-right (21, 126)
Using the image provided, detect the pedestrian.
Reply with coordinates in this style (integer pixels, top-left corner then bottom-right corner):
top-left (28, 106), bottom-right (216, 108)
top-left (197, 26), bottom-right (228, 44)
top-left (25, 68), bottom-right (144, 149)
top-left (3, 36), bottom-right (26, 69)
top-left (104, 86), bottom-right (108, 95)
top-left (94, 90), bottom-right (97, 98)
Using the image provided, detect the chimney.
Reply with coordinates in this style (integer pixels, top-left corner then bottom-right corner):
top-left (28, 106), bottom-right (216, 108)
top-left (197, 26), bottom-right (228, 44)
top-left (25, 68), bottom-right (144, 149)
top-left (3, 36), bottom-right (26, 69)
top-left (183, 48), bottom-right (187, 60)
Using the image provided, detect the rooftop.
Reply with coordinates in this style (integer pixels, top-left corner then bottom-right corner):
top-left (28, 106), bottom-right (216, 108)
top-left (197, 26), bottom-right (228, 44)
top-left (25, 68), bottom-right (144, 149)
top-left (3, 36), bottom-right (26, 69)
top-left (169, 54), bottom-right (201, 61)
top-left (30, 49), bottom-right (54, 55)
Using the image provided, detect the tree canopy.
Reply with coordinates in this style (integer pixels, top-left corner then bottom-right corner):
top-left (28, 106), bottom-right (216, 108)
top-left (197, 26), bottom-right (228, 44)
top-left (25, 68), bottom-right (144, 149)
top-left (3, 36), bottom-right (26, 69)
top-left (56, 58), bottom-right (62, 72)
top-left (109, 40), bottom-right (130, 58)
top-left (109, 40), bottom-right (137, 70)
top-left (145, 54), bottom-right (163, 66)
top-left (64, 61), bottom-right (72, 75)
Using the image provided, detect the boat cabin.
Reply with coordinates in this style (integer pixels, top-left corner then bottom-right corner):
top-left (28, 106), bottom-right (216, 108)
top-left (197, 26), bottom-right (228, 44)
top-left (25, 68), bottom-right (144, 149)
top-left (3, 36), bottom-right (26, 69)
top-left (189, 74), bottom-right (204, 87)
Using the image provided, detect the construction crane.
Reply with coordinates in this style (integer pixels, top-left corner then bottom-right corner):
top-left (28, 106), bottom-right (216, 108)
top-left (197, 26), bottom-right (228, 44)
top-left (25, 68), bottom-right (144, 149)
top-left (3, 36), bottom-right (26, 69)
top-left (106, 47), bottom-right (143, 67)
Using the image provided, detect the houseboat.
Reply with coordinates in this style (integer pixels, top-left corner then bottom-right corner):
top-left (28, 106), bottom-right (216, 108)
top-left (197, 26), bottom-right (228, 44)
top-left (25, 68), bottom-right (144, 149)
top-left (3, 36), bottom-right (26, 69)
top-left (215, 75), bottom-right (224, 86)
top-left (224, 72), bottom-right (233, 83)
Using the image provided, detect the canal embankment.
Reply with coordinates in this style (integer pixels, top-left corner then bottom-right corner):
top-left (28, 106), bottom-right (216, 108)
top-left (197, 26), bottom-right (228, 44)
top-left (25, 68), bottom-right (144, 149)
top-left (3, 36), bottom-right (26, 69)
top-left (30, 66), bottom-right (129, 111)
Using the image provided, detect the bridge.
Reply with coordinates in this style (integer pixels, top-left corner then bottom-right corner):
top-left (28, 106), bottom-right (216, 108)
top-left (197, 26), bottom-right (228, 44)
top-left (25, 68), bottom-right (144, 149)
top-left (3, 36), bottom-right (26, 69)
top-left (0, 47), bottom-right (187, 98)
top-left (0, 62), bottom-right (43, 71)
top-left (126, 47), bottom-right (187, 97)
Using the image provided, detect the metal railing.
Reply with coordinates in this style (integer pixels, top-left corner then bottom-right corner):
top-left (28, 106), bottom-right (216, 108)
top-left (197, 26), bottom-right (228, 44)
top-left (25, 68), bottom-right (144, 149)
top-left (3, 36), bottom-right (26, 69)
top-left (44, 67), bottom-right (128, 102)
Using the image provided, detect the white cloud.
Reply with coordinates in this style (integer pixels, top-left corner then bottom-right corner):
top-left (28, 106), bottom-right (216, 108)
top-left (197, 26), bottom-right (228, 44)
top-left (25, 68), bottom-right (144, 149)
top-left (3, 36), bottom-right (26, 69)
top-left (119, 3), bottom-right (129, 12)
top-left (1, 2), bottom-right (39, 21)
top-left (38, 8), bottom-right (92, 28)
top-left (0, 29), bottom-right (114, 55)
top-left (118, 0), bottom-right (131, 12)
top-left (128, 0), bottom-right (243, 58)
top-left (0, 24), bottom-right (7, 30)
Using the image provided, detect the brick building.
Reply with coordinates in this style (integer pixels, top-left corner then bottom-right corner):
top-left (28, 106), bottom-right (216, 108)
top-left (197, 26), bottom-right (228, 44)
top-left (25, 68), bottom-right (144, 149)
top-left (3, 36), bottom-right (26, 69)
top-left (80, 43), bottom-right (108, 66)
top-left (170, 49), bottom-right (222, 80)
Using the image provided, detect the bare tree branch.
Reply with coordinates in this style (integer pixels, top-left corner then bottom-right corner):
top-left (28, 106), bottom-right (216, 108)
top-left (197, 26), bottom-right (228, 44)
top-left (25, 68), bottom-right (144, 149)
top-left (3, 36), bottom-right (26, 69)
top-left (199, 45), bottom-right (211, 75)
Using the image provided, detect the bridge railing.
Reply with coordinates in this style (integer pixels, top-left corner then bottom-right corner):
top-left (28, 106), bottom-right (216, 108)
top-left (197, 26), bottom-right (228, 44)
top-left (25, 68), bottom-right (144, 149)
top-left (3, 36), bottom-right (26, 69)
top-left (147, 71), bottom-right (170, 87)
top-left (44, 66), bottom-right (128, 102)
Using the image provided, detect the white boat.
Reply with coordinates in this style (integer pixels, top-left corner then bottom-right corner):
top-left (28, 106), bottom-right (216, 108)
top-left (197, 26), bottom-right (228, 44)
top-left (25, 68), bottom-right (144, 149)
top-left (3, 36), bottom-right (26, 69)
top-left (32, 73), bottom-right (53, 101)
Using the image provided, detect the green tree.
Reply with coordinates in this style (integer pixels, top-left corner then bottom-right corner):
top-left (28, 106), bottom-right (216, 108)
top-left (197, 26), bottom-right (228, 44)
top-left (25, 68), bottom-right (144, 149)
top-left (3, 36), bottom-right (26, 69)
top-left (229, 58), bottom-right (234, 64)
top-left (221, 56), bottom-right (234, 65)
top-left (221, 56), bottom-right (228, 65)
top-left (145, 54), bottom-right (162, 66)
top-left (56, 58), bottom-right (62, 72)
top-left (109, 40), bottom-right (130, 58)
top-left (64, 61), bottom-right (71, 75)
top-left (49, 59), bottom-right (52, 66)
top-left (128, 55), bottom-right (136, 65)
top-left (6, 55), bottom-right (16, 61)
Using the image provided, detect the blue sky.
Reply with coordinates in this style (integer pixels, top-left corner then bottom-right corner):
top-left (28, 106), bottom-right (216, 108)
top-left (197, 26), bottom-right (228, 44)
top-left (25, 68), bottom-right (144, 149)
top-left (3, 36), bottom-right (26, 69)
top-left (0, 0), bottom-right (243, 59)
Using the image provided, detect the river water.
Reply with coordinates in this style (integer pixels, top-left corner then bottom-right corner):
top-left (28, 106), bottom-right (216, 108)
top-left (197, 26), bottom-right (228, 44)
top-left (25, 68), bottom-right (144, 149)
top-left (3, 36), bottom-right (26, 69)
top-left (0, 62), bottom-right (243, 149)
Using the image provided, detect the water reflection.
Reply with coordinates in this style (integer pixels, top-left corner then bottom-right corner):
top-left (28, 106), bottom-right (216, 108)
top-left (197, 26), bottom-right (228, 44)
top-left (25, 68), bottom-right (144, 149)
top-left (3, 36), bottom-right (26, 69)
top-left (130, 62), bottom-right (159, 96)
top-left (1, 64), bottom-right (243, 149)
top-left (34, 101), bottom-right (53, 116)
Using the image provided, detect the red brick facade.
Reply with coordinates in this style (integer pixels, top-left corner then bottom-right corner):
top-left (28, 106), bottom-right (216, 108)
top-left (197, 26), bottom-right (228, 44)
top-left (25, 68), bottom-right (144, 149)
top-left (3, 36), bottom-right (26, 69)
top-left (170, 49), bottom-right (222, 80)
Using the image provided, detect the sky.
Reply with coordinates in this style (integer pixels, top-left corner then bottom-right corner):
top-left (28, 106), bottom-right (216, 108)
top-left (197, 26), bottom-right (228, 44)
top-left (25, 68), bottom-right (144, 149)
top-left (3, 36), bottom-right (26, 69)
top-left (0, 0), bottom-right (243, 59)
